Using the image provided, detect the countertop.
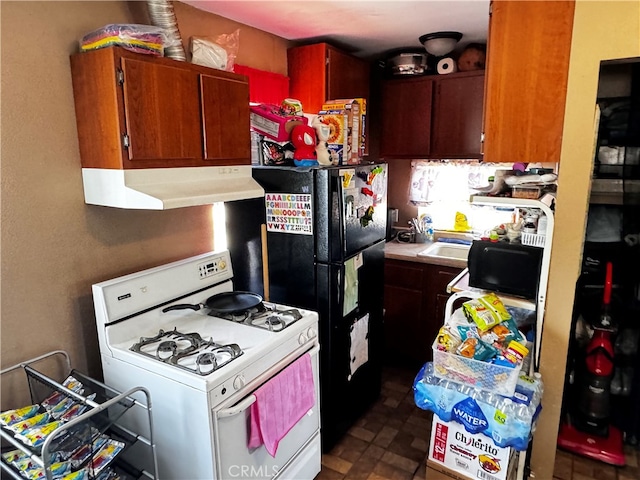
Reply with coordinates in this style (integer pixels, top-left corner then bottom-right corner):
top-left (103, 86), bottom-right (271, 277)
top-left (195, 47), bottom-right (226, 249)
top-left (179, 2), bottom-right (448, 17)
top-left (384, 239), bottom-right (468, 269)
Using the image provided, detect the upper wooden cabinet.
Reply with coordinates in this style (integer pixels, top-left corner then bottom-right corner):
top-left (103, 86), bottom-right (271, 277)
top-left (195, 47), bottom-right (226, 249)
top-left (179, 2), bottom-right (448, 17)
top-left (379, 71), bottom-right (484, 159)
top-left (483, 0), bottom-right (575, 163)
top-left (380, 76), bottom-right (433, 158)
top-left (287, 43), bottom-right (370, 115)
top-left (70, 46), bottom-right (250, 170)
top-left (431, 71), bottom-right (485, 158)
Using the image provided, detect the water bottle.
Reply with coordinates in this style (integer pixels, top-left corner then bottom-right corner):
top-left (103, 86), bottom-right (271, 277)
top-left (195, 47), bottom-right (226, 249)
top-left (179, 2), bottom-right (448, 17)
top-left (424, 214), bottom-right (434, 241)
top-left (537, 214), bottom-right (548, 235)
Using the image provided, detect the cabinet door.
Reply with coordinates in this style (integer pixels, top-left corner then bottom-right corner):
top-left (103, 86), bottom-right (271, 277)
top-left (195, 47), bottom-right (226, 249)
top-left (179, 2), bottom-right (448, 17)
top-left (200, 74), bottom-right (250, 165)
top-left (384, 260), bottom-right (429, 365)
top-left (384, 285), bottom-right (427, 363)
top-left (434, 293), bottom-right (452, 332)
top-left (425, 264), bottom-right (463, 353)
top-left (431, 72), bottom-right (485, 158)
top-left (122, 58), bottom-right (203, 164)
top-left (288, 43), bottom-right (371, 115)
top-left (380, 77), bottom-right (433, 158)
top-left (287, 43), bottom-right (327, 115)
top-left (326, 47), bottom-right (370, 104)
top-left (483, 0), bottom-right (575, 163)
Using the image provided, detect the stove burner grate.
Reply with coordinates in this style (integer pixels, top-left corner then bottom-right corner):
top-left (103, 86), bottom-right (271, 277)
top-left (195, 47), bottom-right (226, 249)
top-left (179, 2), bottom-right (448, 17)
top-left (129, 328), bottom-right (243, 375)
top-left (172, 343), bottom-right (242, 375)
top-left (214, 303), bottom-right (303, 332)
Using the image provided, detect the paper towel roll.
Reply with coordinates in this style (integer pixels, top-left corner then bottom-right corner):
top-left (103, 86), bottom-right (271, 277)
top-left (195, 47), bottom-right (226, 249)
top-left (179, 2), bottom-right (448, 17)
top-left (437, 57), bottom-right (458, 74)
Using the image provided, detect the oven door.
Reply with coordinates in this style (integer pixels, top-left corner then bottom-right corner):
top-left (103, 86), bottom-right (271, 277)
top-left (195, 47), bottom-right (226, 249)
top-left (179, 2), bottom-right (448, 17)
top-left (213, 344), bottom-right (321, 480)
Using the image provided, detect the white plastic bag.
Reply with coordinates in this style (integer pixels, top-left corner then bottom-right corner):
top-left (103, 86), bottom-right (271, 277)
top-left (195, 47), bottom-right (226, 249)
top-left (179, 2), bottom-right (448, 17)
top-left (190, 29), bottom-right (239, 71)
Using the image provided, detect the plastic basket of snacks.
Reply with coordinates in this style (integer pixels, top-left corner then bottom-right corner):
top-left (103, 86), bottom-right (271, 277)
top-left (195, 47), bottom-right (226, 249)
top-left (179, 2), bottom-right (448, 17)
top-left (432, 292), bottom-right (528, 397)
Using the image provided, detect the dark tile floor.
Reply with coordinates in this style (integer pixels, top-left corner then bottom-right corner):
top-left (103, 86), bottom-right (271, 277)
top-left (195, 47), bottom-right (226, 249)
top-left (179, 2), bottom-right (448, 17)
top-left (318, 364), bottom-right (640, 480)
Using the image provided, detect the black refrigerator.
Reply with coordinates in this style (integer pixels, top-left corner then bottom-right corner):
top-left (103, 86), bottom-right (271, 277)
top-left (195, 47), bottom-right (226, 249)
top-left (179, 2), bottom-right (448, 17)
top-left (225, 163), bottom-right (387, 451)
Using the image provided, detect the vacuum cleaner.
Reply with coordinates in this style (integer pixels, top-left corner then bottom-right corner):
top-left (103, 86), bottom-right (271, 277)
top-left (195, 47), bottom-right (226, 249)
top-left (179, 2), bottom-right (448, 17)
top-left (557, 262), bottom-right (625, 466)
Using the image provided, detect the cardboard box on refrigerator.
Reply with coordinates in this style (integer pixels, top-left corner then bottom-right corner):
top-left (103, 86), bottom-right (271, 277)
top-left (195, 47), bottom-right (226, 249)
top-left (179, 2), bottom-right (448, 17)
top-left (428, 417), bottom-right (516, 480)
top-left (318, 98), bottom-right (366, 165)
top-left (250, 104), bottom-right (307, 142)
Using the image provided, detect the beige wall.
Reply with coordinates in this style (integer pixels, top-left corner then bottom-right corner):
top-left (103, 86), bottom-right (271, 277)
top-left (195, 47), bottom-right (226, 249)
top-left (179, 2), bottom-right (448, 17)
top-left (173, 2), bottom-right (290, 74)
top-left (0, 1), bottom-right (290, 409)
top-left (532, 1), bottom-right (640, 477)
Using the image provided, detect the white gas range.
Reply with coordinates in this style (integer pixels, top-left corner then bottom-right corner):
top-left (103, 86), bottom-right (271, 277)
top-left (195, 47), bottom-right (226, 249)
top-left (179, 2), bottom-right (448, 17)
top-left (92, 250), bottom-right (321, 480)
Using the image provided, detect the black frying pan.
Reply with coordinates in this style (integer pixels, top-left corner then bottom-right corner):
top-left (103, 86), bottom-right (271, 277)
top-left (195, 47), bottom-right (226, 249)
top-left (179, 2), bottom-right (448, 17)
top-left (162, 291), bottom-right (263, 314)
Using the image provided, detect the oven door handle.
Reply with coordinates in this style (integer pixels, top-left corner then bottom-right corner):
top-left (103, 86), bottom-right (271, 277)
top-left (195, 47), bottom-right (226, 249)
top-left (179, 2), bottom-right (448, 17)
top-left (217, 395), bottom-right (257, 418)
top-left (216, 343), bottom-right (320, 419)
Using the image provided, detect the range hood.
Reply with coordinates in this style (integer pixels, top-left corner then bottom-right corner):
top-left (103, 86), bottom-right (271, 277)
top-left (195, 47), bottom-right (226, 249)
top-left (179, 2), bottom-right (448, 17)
top-left (82, 166), bottom-right (265, 209)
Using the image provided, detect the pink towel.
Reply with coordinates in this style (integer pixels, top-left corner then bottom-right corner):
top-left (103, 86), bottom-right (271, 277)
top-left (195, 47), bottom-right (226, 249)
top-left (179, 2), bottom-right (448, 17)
top-left (248, 353), bottom-right (315, 456)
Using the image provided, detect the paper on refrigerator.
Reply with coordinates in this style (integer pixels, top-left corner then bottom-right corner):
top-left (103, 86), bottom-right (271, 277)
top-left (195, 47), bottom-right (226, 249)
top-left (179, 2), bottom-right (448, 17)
top-left (348, 313), bottom-right (369, 381)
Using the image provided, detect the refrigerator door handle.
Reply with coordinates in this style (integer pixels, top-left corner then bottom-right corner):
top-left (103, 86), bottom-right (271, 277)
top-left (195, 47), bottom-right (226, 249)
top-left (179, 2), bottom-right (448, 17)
top-left (335, 174), bottom-right (347, 254)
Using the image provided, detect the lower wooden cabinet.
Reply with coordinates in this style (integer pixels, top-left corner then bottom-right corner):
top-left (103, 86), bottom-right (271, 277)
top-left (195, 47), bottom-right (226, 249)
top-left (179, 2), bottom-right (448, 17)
top-left (383, 259), bottom-right (462, 366)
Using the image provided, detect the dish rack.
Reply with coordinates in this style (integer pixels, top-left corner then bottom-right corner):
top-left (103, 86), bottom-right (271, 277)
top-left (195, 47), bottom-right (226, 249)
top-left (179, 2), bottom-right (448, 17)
top-left (0, 351), bottom-right (158, 480)
top-left (521, 232), bottom-right (546, 247)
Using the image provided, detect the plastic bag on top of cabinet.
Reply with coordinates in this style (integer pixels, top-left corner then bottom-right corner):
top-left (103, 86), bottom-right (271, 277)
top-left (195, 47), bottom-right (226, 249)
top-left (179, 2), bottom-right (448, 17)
top-left (80, 24), bottom-right (178, 56)
top-left (190, 29), bottom-right (240, 71)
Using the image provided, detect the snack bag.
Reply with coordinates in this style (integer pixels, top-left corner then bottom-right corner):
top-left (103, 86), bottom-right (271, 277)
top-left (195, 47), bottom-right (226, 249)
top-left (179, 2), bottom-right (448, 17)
top-left (61, 469), bottom-right (89, 480)
top-left (49, 397), bottom-right (78, 420)
top-left (42, 376), bottom-right (84, 410)
top-left (59, 403), bottom-right (90, 423)
top-left (17, 420), bottom-right (64, 447)
top-left (21, 460), bottom-right (73, 480)
top-left (504, 341), bottom-right (530, 366)
top-left (480, 317), bottom-right (523, 350)
top-left (91, 439), bottom-right (125, 475)
top-left (8, 412), bottom-right (52, 434)
top-left (0, 404), bottom-right (40, 426)
top-left (435, 325), bottom-right (462, 352)
top-left (456, 336), bottom-right (498, 361)
top-left (1, 449), bottom-right (30, 464)
top-left (462, 293), bottom-right (511, 332)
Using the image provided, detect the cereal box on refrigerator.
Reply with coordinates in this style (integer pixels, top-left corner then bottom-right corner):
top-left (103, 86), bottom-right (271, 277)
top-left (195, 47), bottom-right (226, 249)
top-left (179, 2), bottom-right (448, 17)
top-left (318, 98), bottom-right (366, 165)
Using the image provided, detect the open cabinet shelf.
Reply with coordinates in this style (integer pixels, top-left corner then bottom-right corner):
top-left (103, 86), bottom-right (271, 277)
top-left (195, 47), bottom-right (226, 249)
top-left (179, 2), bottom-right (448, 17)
top-left (0, 351), bottom-right (158, 480)
top-left (593, 62), bottom-right (640, 207)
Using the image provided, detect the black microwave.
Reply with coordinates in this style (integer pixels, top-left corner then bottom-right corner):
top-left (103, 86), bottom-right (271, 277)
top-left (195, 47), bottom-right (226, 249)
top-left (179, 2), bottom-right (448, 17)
top-left (467, 240), bottom-right (543, 299)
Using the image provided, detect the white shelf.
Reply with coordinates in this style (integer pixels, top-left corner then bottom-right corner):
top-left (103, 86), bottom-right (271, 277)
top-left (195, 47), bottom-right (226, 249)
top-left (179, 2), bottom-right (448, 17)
top-left (449, 196), bottom-right (556, 370)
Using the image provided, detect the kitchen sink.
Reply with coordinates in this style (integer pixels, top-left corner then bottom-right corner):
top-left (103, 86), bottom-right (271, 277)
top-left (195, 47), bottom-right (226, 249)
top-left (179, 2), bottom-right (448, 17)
top-left (417, 242), bottom-right (471, 261)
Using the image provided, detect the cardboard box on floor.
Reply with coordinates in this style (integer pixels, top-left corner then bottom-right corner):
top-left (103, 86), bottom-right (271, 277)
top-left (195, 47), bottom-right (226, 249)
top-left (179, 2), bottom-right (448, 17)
top-left (427, 417), bottom-right (517, 480)
top-left (318, 98), bottom-right (366, 165)
top-left (426, 462), bottom-right (517, 480)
